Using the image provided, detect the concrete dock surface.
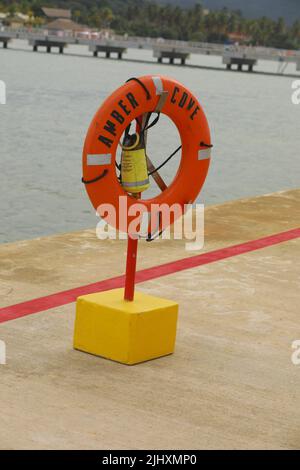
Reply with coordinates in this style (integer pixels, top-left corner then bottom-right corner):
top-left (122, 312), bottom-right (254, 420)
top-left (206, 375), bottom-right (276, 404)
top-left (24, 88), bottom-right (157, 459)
top-left (0, 189), bottom-right (300, 450)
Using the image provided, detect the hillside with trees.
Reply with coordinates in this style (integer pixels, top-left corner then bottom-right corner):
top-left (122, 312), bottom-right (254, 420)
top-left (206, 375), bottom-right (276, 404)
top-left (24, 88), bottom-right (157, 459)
top-left (0, 0), bottom-right (299, 49)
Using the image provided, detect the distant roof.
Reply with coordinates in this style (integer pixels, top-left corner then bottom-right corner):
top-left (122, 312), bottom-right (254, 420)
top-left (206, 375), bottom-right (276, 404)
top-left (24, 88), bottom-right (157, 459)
top-left (45, 18), bottom-right (90, 32)
top-left (42, 7), bottom-right (71, 19)
top-left (0, 11), bottom-right (29, 21)
top-left (16, 12), bottom-right (30, 21)
top-left (228, 32), bottom-right (251, 41)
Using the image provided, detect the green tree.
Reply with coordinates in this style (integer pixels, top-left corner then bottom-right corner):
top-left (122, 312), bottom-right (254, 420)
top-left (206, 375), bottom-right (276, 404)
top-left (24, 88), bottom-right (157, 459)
top-left (99, 7), bottom-right (114, 28)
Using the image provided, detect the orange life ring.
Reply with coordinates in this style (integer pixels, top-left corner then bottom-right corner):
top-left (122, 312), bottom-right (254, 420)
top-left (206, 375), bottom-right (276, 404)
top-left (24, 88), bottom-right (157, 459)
top-left (82, 75), bottom-right (212, 233)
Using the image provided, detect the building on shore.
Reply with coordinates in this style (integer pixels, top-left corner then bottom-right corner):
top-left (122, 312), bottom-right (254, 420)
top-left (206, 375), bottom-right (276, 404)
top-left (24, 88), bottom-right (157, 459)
top-left (42, 7), bottom-right (90, 36)
top-left (2, 12), bottom-right (33, 29)
top-left (45, 18), bottom-right (91, 36)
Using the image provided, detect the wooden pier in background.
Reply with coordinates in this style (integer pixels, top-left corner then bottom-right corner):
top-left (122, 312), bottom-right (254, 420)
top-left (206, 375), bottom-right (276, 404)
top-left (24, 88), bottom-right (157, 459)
top-left (1, 28), bottom-right (300, 74)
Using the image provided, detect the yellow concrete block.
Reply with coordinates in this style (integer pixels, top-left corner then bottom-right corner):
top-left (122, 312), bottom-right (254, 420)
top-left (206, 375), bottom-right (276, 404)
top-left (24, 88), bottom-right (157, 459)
top-left (74, 288), bottom-right (179, 365)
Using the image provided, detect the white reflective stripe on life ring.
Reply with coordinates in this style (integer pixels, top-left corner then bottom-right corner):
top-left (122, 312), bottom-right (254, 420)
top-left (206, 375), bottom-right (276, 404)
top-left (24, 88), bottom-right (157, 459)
top-left (198, 148), bottom-right (212, 161)
top-left (152, 76), bottom-right (164, 95)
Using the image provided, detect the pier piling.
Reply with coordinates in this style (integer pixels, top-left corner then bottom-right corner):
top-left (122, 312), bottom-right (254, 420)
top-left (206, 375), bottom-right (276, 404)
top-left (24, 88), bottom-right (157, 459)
top-left (153, 47), bottom-right (190, 66)
top-left (89, 44), bottom-right (126, 59)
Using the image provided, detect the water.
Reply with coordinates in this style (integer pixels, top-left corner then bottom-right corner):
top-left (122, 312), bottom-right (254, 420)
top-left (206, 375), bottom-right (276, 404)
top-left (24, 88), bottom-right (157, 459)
top-left (0, 40), bottom-right (299, 243)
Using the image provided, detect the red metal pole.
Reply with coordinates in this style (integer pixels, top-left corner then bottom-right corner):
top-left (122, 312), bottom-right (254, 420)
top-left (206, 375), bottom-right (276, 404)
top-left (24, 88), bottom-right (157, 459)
top-left (124, 235), bottom-right (138, 301)
top-left (124, 116), bottom-right (144, 301)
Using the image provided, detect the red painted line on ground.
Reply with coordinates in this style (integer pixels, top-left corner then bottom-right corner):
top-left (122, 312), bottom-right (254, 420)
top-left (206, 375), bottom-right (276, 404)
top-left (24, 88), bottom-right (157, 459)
top-left (1, 227), bottom-right (299, 324)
